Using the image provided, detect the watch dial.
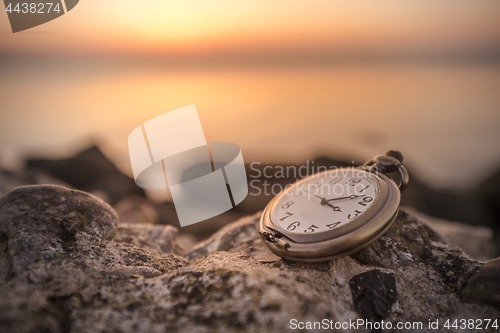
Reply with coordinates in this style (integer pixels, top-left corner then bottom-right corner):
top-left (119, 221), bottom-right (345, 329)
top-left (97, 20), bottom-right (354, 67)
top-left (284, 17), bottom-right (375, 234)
top-left (271, 169), bottom-right (380, 234)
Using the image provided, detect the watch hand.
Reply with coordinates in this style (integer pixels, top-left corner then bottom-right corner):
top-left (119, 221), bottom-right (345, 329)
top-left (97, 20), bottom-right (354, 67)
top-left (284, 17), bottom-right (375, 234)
top-left (303, 190), bottom-right (328, 205)
top-left (326, 194), bottom-right (365, 202)
top-left (326, 203), bottom-right (342, 212)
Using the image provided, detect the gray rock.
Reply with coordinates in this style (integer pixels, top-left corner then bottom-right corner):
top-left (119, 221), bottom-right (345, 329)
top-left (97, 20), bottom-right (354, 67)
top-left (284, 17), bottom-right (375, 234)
top-left (114, 196), bottom-right (159, 224)
top-left (115, 223), bottom-right (194, 256)
top-left (150, 224), bottom-right (179, 253)
top-left (184, 213), bottom-right (260, 259)
top-left (460, 257), bottom-right (500, 309)
top-left (353, 210), bottom-right (482, 293)
top-left (405, 208), bottom-right (497, 261)
top-left (0, 169), bottom-right (72, 199)
top-left (349, 270), bottom-right (397, 322)
top-left (0, 185), bottom-right (498, 333)
top-left (0, 185), bottom-right (118, 275)
top-left (26, 146), bottom-right (145, 205)
top-left (0, 185), bottom-right (185, 333)
top-left (157, 201), bottom-right (247, 241)
top-left (174, 233), bottom-right (198, 253)
top-left (114, 223), bottom-right (176, 254)
top-left (109, 265), bottom-right (162, 279)
top-left (248, 244), bottom-right (281, 263)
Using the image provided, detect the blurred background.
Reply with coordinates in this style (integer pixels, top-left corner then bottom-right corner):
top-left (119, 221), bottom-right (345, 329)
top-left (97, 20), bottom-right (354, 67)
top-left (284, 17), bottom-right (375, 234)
top-left (1, 1), bottom-right (499, 256)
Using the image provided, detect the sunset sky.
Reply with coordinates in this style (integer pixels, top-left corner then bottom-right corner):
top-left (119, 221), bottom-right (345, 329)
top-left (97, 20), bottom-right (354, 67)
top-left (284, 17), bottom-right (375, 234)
top-left (1, 1), bottom-right (499, 59)
top-left (1, 1), bottom-right (500, 190)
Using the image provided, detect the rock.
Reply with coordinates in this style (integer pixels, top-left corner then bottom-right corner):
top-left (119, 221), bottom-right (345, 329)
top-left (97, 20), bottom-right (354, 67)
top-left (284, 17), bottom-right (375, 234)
top-left (114, 223), bottom-right (186, 255)
top-left (174, 233), bottom-right (198, 253)
top-left (26, 146), bottom-right (145, 204)
top-left (184, 213), bottom-right (261, 259)
top-left (0, 186), bottom-right (185, 333)
top-left (0, 187), bottom-right (498, 333)
top-left (114, 223), bottom-right (172, 254)
top-left (349, 270), bottom-right (397, 322)
top-left (0, 185), bottom-right (118, 275)
top-left (248, 244), bottom-right (281, 263)
top-left (114, 196), bottom-right (159, 224)
top-left (406, 208), bottom-right (497, 261)
top-left (150, 224), bottom-right (179, 253)
top-left (155, 200), bottom-right (248, 241)
top-left (109, 265), bottom-right (162, 279)
top-left (0, 169), bottom-right (72, 199)
top-left (114, 221), bottom-right (192, 255)
top-left (354, 210), bottom-right (481, 293)
top-left (22, 148), bottom-right (500, 253)
top-left (460, 257), bottom-right (500, 310)
top-left (354, 210), bottom-right (447, 267)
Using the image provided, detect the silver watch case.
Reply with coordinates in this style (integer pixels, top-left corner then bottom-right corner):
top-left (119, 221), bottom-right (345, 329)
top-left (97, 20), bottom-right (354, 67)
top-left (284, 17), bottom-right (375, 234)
top-left (259, 169), bottom-right (401, 262)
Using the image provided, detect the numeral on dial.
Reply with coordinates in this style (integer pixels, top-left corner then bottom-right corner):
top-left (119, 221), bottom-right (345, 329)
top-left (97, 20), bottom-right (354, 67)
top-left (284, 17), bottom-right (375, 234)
top-left (347, 177), bottom-right (361, 186)
top-left (281, 201), bottom-right (294, 209)
top-left (287, 221), bottom-right (300, 231)
top-left (348, 210), bottom-right (362, 219)
top-left (326, 222), bottom-right (341, 229)
top-left (279, 212), bottom-right (293, 221)
top-left (359, 185), bottom-right (370, 192)
top-left (358, 196), bottom-right (373, 206)
top-left (304, 224), bottom-right (319, 233)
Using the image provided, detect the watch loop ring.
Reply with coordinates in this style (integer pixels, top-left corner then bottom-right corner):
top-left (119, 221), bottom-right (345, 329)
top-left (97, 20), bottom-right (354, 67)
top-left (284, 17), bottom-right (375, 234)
top-left (363, 150), bottom-right (409, 193)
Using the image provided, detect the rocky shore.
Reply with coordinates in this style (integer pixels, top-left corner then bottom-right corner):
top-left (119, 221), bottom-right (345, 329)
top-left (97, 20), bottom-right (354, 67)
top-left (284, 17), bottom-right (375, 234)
top-left (3, 146), bottom-right (500, 254)
top-left (0, 147), bottom-right (499, 332)
top-left (0, 184), bottom-right (499, 333)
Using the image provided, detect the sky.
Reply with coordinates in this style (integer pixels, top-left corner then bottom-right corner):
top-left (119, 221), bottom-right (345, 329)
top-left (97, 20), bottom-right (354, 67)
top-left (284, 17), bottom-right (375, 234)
top-left (1, 1), bottom-right (499, 60)
top-left (0, 1), bottom-right (500, 190)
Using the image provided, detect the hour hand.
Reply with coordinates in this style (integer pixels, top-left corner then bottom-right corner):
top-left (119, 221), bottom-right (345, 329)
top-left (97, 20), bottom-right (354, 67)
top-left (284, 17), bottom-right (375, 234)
top-left (303, 190), bottom-right (328, 205)
top-left (326, 203), bottom-right (342, 212)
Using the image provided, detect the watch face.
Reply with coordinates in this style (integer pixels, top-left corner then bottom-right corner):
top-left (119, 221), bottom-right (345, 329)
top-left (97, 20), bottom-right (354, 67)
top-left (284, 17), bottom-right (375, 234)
top-left (270, 169), bottom-right (380, 235)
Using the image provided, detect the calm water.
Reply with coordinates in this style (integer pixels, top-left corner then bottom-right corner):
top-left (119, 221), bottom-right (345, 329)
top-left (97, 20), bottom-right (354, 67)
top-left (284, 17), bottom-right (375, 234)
top-left (1, 59), bottom-right (500, 189)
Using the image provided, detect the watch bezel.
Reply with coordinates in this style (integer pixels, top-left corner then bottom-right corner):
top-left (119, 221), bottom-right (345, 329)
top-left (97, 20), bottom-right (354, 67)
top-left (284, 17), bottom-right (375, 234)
top-left (260, 168), bottom-right (401, 262)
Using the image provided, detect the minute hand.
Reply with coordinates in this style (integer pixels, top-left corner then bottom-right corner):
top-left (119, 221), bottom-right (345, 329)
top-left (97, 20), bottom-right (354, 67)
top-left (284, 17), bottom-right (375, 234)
top-left (326, 194), bottom-right (364, 202)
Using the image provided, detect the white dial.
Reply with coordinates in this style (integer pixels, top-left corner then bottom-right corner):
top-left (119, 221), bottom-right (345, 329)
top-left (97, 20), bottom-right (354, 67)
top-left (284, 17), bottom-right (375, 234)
top-left (270, 169), bottom-right (380, 234)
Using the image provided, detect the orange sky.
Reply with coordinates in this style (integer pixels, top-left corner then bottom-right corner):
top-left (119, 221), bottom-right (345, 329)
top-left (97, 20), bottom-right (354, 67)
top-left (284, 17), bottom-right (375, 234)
top-left (1, 0), bottom-right (499, 58)
top-left (1, 1), bottom-right (500, 188)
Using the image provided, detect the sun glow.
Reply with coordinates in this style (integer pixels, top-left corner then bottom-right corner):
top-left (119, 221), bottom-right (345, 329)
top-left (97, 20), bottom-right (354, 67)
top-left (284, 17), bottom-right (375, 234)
top-left (1, 0), bottom-right (499, 56)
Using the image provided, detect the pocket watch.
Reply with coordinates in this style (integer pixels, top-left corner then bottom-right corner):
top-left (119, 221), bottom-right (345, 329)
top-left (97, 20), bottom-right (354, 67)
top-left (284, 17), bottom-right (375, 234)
top-left (259, 150), bottom-right (409, 262)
